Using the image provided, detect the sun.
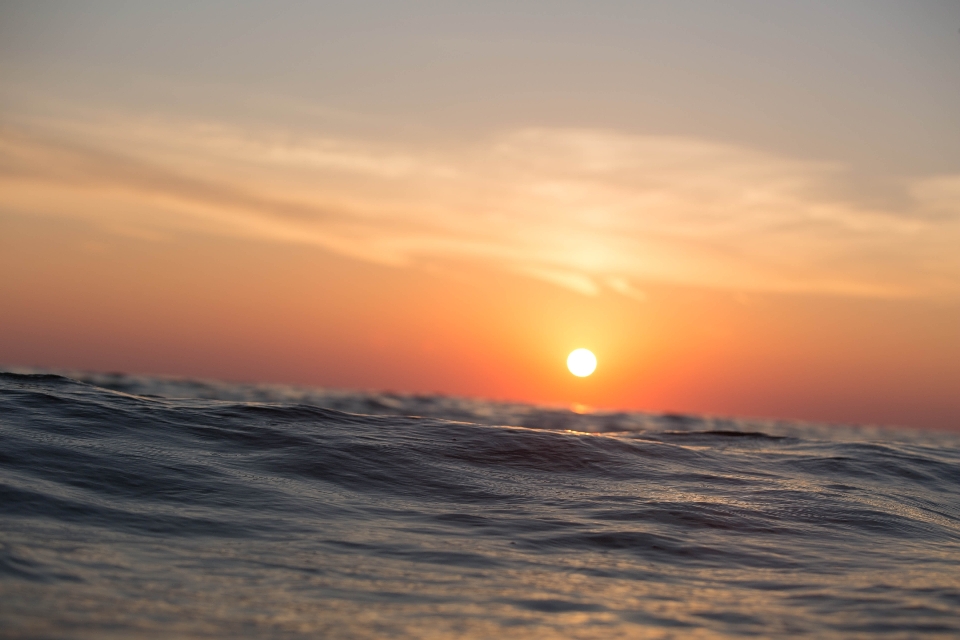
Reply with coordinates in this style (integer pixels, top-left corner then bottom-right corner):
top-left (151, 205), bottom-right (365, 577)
top-left (567, 348), bottom-right (597, 377)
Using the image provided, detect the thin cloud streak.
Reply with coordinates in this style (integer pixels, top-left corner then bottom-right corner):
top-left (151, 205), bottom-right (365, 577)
top-left (2, 114), bottom-right (958, 299)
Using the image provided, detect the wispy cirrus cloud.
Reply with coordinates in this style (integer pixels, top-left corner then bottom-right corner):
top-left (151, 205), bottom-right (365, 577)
top-left (2, 113), bottom-right (958, 299)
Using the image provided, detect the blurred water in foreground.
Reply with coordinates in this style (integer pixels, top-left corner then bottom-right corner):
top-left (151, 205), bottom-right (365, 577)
top-left (2, 370), bottom-right (959, 638)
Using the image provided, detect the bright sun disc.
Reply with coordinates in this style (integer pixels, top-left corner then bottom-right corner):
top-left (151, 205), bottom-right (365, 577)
top-left (567, 349), bottom-right (597, 377)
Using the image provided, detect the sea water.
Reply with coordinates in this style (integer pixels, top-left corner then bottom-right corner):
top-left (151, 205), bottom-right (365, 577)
top-left (1, 371), bottom-right (959, 638)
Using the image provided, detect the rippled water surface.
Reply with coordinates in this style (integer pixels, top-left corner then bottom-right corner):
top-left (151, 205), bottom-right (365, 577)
top-left (2, 371), bottom-right (960, 638)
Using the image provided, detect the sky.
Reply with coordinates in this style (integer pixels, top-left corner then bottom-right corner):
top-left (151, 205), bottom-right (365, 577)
top-left (1, 0), bottom-right (959, 430)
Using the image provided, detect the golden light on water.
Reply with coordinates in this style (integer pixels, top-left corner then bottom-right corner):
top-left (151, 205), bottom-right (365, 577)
top-left (567, 349), bottom-right (597, 377)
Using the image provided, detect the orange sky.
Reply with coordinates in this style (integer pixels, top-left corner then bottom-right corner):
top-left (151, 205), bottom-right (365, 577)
top-left (3, 210), bottom-right (958, 430)
top-left (1, 2), bottom-right (959, 430)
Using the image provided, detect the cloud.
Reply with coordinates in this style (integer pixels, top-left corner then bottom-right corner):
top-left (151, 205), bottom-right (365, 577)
top-left (1, 114), bottom-right (958, 299)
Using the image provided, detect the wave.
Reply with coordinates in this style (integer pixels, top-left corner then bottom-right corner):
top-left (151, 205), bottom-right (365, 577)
top-left (2, 371), bottom-right (959, 637)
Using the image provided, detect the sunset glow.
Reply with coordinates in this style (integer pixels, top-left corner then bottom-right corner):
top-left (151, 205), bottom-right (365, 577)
top-left (567, 349), bottom-right (597, 378)
top-left (5, 6), bottom-right (960, 640)
top-left (0, 2), bottom-right (958, 430)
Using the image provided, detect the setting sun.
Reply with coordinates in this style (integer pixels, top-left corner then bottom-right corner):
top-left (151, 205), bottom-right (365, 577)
top-left (567, 349), bottom-right (597, 377)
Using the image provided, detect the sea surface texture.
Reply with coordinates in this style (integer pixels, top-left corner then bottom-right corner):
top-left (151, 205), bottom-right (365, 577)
top-left (2, 371), bottom-right (959, 639)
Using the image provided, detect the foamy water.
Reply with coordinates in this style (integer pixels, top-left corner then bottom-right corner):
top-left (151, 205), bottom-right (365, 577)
top-left (2, 371), bottom-right (959, 638)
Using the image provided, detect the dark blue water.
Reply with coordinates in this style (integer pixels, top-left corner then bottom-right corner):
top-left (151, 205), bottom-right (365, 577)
top-left (2, 370), bottom-right (959, 638)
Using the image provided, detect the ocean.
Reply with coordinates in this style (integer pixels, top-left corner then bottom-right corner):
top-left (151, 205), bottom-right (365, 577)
top-left (1, 370), bottom-right (959, 638)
